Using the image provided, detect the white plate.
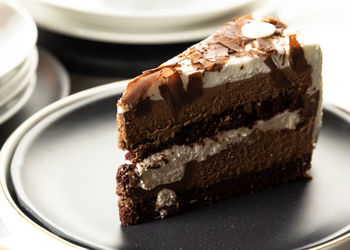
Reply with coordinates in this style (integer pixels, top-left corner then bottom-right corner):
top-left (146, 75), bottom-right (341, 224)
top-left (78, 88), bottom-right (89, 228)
top-left (0, 58), bottom-right (26, 87)
top-left (0, 0), bottom-right (37, 78)
top-left (19, 0), bottom-right (274, 44)
top-left (0, 72), bottom-right (36, 125)
top-left (27, 0), bottom-right (256, 30)
top-left (0, 48), bottom-right (38, 108)
top-left (0, 49), bottom-right (34, 100)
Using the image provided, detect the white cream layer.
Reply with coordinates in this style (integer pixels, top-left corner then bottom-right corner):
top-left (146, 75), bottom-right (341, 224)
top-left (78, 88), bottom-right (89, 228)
top-left (303, 43), bottom-right (323, 142)
top-left (160, 31), bottom-right (292, 96)
top-left (136, 109), bottom-right (301, 190)
top-left (162, 30), bottom-right (321, 99)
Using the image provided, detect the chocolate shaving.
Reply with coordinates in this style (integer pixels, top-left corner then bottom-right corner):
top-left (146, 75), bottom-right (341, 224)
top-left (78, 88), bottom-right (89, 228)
top-left (247, 49), bottom-right (263, 57)
top-left (257, 38), bottom-right (276, 55)
top-left (263, 16), bottom-right (287, 29)
top-left (214, 35), bottom-right (244, 52)
top-left (205, 43), bottom-right (229, 58)
top-left (216, 22), bottom-right (238, 38)
top-left (214, 15), bottom-right (252, 39)
top-left (190, 48), bottom-right (228, 72)
top-left (274, 27), bottom-right (285, 36)
top-left (158, 68), bottom-right (185, 114)
top-left (121, 63), bottom-right (181, 106)
top-left (288, 34), bottom-right (309, 73)
top-left (205, 61), bottom-right (223, 72)
top-left (263, 16), bottom-right (287, 36)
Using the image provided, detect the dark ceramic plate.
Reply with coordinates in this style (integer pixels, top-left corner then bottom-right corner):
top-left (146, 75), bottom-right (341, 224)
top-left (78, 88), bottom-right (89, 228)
top-left (2, 81), bottom-right (350, 249)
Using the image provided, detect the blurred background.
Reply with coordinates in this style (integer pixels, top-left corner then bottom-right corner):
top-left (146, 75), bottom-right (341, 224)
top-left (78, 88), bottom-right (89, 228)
top-left (0, 0), bottom-right (350, 248)
top-left (21, 0), bottom-right (350, 105)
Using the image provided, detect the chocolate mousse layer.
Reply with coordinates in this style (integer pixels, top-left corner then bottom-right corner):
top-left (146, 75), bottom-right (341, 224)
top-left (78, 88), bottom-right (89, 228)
top-left (118, 66), bottom-right (312, 154)
top-left (117, 118), bottom-right (314, 199)
top-left (125, 89), bottom-right (316, 162)
top-left (117, 115), bottom-right (315, 225)
top-left (118, 154), bottom-right (311, 226)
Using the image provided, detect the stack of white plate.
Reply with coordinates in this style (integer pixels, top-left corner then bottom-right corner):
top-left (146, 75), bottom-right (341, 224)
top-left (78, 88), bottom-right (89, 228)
top-left (0, 0), bottom-right (38, 125)
top-left (18, 0), bottom-right (271, 44)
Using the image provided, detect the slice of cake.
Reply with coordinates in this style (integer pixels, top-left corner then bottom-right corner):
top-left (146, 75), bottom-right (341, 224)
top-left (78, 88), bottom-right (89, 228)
top-left (116, 15), bottom-right (322, 226)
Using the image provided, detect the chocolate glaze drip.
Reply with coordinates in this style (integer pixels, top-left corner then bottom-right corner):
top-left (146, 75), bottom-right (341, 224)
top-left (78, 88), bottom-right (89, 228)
top-left (264, 57), bottom-right (292, 89)
top-left (187, 72), bottom-right (203, 100)
top-left (262, 34), bottom-right (312, 90)
top-left (121, 65), bottom-right (179, 106)
top-left (121, 69), bottom-right (161, 107)
top-left (159, 70), bottom-right (204, 115)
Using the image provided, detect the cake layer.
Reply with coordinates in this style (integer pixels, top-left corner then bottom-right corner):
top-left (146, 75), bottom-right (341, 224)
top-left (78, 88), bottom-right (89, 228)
top-left (118, 67), bottom-right (313, 152)
top-left (124, 89), bottom-right (317, 162)
top-left (118, 155), bottom-right (311, 226)
top-left (117, 117), bottom-right (314, 197)
top-left (117, 16), bottom-right (322, 152)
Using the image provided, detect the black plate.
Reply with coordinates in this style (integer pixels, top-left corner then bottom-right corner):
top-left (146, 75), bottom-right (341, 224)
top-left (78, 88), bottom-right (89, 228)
top-left (4, 82), bottom-right (350, 249)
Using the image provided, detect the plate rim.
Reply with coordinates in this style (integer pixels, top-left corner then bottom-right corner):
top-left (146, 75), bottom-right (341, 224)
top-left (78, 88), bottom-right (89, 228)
top-left (20, 0), bottom-right (273, 44)
top-left (1, 80), bottom-right (350, 249)
top-left (34, 0), bottom-right (255, 20)
top-left (23, 2), bottom-right (226, 44)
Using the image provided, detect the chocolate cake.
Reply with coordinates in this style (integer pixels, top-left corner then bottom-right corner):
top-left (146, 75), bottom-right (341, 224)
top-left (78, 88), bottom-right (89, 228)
top-left (116, 15), bottom-right (322, 226)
